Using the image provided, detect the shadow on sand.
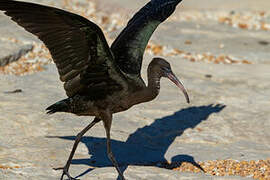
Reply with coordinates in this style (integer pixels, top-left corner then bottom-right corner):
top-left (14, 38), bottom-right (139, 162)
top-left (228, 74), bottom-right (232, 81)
top-left (49, 104), bottom-right (225, 179)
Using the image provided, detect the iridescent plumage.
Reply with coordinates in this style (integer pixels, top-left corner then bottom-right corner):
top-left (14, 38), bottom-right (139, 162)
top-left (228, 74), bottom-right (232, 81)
top-left (0, 0), bottom-right (188, 179)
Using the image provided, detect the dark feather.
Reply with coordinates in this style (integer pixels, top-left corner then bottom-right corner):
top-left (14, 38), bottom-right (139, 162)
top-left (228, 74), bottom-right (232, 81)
top-left (0, 0), bottom-right (124, 99)
top-left (111, 0), bottom-right (182, 75)
top-left (46, 99), bottom-right (71, 114)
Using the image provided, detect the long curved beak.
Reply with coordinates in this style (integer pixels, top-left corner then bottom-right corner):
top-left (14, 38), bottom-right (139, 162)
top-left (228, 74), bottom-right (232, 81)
top-left (166, 71), bottom-right (190, 103)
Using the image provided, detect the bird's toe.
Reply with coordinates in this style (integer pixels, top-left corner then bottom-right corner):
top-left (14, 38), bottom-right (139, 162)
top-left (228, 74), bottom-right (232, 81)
top-left (53, 166), bottom-right (79, 180)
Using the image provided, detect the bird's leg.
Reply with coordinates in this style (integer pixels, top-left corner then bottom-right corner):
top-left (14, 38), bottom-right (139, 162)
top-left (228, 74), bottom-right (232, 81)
top-left (54, 117), bottom-right (101, 180)
top-left (101, 112), bottom-right (126, 180)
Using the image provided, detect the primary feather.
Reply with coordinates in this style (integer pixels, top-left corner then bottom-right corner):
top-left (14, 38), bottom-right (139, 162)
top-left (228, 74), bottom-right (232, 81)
top-left (111, 0), bottom-right (182, 75)
top-left (0, 0), bottom-right (124, 99)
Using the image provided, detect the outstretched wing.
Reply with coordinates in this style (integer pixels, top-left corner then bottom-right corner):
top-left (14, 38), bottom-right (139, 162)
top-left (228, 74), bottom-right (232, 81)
top-left (111, 0), bottom-right (182, 75)
top-left (0, 0), bottom-right (124, 99)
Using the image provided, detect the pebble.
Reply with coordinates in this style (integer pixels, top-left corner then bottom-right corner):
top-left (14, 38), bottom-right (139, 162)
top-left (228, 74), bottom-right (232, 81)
top-left (172, 159), bottom-right (270, 180)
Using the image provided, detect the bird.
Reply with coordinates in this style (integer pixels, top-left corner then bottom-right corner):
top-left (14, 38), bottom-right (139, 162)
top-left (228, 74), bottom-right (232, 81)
top-left (0, 0), bottom-right (189, 179)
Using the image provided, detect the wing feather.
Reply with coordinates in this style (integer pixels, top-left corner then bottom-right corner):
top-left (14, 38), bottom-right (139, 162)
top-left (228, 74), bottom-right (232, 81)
top-left (111, 0), bottom-right (182, 75)
top-left (0, 0), bottom-right (125, 98)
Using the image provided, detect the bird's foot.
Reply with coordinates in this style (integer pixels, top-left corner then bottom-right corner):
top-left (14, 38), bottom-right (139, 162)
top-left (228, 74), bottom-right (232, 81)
top-left (120, 175), bottom-right (126, 180)
top-left (53, 166), bottom-right (79, 180)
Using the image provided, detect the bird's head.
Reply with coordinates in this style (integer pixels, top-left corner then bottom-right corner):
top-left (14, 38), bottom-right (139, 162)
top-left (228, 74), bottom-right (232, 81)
top-left (150, 57), bottom-right (190, 103)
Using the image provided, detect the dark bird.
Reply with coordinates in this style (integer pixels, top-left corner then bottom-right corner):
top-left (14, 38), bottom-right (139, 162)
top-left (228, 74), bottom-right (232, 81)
top-left (0, 0), bottom-right (189, 179)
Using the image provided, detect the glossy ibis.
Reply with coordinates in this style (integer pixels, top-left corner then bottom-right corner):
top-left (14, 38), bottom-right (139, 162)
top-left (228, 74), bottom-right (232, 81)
top-left (0, 0), bottom-right (189, 179)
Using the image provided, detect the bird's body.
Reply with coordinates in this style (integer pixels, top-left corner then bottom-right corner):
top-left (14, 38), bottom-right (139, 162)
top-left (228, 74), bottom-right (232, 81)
top-left (48, 81), bottom-right (143, 116)
top-left (0, 0), bottom-right (189, 179)
top-left (47, 59), bottom-right (164, 116)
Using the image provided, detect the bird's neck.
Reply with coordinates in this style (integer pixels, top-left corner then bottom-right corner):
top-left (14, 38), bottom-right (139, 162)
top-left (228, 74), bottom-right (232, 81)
top-left (145, 69), bottom-right (161, 102)
top-left (133, 64), bottom-right (161, 104)
top-left (128, 64), bottom-right (161, 106)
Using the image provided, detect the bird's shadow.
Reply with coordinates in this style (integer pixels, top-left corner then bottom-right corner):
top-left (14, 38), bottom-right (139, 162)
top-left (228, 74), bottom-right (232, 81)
top-left (48, 104), bottom-right (225, 179)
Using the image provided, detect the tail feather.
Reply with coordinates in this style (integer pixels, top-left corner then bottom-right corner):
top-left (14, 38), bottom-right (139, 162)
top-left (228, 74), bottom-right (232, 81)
top-left (46, 99), bottom-right (71, 114)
